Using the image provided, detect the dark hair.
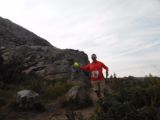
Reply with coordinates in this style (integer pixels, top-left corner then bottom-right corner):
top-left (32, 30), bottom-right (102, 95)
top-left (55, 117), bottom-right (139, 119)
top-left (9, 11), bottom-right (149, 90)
top-left (91, 54), bottom-right (97, 59)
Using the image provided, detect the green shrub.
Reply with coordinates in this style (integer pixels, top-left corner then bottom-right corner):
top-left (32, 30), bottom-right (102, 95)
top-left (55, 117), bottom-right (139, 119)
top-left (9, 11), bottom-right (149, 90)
top-left (0, 97), bottom-right (7, 107)
top-left (89, 77), bottom-right (160, 120)
top-left (44, 82), bottom-right (73, 99)
top-left (62, 91), bottom-right (93, 110)
top-left (0, 89), bottom-right (14, 107)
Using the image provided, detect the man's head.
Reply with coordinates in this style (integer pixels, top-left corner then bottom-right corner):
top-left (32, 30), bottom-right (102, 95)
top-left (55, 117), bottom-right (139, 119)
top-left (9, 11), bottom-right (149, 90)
top-left (91, 54), bottom-right (97, 62)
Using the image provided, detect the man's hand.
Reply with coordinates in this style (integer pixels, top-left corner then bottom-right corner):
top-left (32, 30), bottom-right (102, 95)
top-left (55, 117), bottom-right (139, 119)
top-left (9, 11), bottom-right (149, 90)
top-left (73, 62), bottom-right (80, 68)
top-left (106, 71), bottom-right (109, 78)
top-left (105, 71), bottom-right (109, 84)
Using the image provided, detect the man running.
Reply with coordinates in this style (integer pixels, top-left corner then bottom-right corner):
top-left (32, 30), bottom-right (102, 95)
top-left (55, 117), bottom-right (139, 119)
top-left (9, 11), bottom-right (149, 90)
top-left (80, 54), bottom-right (109, 99)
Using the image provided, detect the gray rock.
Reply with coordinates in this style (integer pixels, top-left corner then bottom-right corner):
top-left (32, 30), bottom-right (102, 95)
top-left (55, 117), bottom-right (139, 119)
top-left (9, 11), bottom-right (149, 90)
top-left (16, 90), bottom-right (40, 109)
top-left (0, 46), bottom-right (89, 82)
top-left (66, 86), bottom-right (80, 101)
top-left (64, 86), bottom-right (92, 109)
top-left (0, 16), bottom-right (90, 84)
top-left (0, 16), bottom-right (51, 47)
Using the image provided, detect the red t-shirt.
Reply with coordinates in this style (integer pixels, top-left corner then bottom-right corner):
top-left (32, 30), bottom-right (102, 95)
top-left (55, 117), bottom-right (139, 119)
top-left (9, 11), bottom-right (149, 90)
top-left (80, 60), bottom-right (109, 81)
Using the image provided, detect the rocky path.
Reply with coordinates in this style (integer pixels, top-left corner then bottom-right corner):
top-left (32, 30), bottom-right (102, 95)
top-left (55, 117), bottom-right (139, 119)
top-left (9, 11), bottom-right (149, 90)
top-left (5, 92), bottom-right (98, 120)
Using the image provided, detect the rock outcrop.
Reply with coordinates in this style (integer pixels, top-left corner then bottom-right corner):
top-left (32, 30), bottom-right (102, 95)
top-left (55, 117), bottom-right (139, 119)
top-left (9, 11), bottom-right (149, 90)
top-left (16, 90), bottom-right (40, 109)
top-left (0, 16), bottom-right (89, 83)
top-left (63, 86), bottom-right (93, 109)
top-left (0, 17), bottom-right (51, 47)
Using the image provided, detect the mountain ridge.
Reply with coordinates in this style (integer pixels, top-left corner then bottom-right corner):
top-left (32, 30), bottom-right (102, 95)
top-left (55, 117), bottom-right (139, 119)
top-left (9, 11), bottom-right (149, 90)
top-left (0, 16), bottom-right (89, 82)
top-left (0, 16), bottom-right (52, 48)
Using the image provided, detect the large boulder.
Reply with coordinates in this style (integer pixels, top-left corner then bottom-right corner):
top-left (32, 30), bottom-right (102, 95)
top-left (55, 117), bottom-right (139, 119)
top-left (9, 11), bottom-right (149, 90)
top-left (16, 90), bottom-right (40, 109)
top-left (63, 86), bottom-right (92, 109)
top-left (0, 46), bottom-right (89, 82)
top-left (0, 16), bottom-right (51, 47)
top-left (0, 16), bottom-right (90, 83)
top-left (66, 86), bottom-right (80, 101)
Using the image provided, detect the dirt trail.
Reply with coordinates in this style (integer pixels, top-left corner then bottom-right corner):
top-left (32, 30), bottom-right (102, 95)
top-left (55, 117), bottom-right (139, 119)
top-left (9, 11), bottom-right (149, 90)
top-left (31, 104), bottom-right (96, 120)
top-left (44, 92), bottom-right (97, 120)
top-left (54, 92), bottom-right (98, 120)
top-left (5, 92), bottom-right (98, 120)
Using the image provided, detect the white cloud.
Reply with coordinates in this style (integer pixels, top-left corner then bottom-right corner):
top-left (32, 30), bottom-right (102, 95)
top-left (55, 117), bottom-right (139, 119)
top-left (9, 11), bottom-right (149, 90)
top-left (0, 0), bottom-right (160, 77)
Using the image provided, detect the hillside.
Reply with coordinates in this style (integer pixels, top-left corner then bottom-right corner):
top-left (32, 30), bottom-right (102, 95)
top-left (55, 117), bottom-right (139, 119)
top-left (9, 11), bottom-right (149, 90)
top-left (0, 16), bottom-right (91, 119)
top-left (0, 17), bottom-right (51, 47)
top-left (0, 16), bottom-right (89, 82)
top-left (1, 16), bottom-right (160, 120)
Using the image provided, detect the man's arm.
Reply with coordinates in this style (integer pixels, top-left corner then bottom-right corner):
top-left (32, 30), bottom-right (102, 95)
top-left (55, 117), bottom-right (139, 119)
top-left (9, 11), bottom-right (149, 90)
top-left (102, 63), bottom-right (109, 71)
top-left (80, 64), bottom-right (90, 71)
top-left (101, 62), bottom-right (109, 78)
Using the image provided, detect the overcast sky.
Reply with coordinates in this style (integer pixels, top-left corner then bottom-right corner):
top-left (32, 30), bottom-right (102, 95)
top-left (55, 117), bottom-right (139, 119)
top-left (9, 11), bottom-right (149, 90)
top-left (0, 0), bottom-right (160, 77)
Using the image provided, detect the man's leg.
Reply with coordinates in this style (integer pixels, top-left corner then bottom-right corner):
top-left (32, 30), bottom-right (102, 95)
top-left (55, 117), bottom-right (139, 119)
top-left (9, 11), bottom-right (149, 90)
top-left (91, 81), bottom-right (100, 97)
top-left (89, 81), bottom-right (99, 104)
top-left (99, 80), bottom-right (106, 98)
top-left (91, 81), bottom-right (102, 98)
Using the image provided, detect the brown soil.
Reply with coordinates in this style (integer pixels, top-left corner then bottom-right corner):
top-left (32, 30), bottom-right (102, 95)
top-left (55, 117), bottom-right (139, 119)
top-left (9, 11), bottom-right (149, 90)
top-left (4, 93), bottom-right (98, 120)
